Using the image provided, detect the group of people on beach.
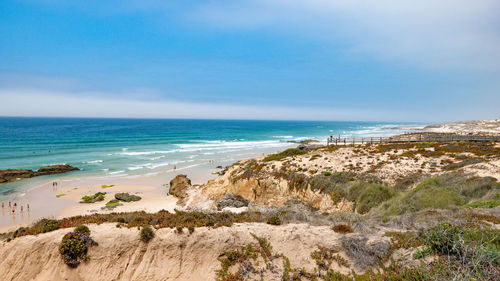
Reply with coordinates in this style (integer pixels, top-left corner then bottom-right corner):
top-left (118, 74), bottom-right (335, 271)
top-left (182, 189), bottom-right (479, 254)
top-left (1, 201), bottom-right (29, 215)
top-left (52, 181), bottom-right (59, 190)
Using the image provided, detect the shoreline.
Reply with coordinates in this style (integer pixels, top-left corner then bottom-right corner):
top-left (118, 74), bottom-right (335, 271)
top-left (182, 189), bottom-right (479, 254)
top-left (0, 144), bottom-right (296, 232)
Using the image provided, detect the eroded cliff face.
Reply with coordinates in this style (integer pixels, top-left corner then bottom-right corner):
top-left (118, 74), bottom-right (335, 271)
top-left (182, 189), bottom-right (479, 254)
top-left (0, 223), bottom-right (383, 281)
top-left (197, 161), bottom-right (354, 213)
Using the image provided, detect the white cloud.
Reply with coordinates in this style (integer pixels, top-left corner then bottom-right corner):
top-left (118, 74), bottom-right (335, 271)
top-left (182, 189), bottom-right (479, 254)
top-left (0, 88), bottom-right (435, 122)
top-left (186, 0), bottom-right (500, 71)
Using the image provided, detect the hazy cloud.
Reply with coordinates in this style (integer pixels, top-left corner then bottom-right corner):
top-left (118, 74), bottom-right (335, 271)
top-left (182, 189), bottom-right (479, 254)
top-left (187, 0), bottom-right (500, 71)
top-left (0, 89), bottom-right (436, 122)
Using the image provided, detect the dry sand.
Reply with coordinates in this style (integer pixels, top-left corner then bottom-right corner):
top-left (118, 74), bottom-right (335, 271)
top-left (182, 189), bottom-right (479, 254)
top-left (0, 167), bottom-right (217, 233)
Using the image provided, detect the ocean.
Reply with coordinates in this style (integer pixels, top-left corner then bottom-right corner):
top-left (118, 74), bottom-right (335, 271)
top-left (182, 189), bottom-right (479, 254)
top-left (0, 117), bottom-right (422, 199)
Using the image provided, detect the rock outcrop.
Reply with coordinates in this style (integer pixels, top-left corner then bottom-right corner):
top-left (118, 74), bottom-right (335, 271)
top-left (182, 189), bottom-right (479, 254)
top-left (169, 174), bottom-right (192, 203)
top-left (115, 193), bottom-right (141, 202)
top-left (216, 193), bottom-right (249, 210)
top-left (0, 164), bottom-right (79, 183)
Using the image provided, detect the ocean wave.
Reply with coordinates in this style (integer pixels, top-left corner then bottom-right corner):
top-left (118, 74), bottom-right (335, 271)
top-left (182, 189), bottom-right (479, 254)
top-left (109, 170), bottom-right (125, 175)
top-left (119, 150), bottom-right (175, 156)
top-left (127, 166), bottom-right (144, 171)
top-left (84, 160), bottom-right (103, 164)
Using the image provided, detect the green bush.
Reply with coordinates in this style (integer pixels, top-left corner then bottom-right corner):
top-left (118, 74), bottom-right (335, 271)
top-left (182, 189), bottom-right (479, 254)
top-left (59, 230), bottom-right (97, 267)
top-left (419, 223), bottom-right (500, 279)
top-left (349, 183), bottom-right (394, 214)
top-left (266, 215), bottom-right (282, 225)
top-left (74, 225), bottom-right (90, 234)
top-left (323, 171), bottom-right (332, 176)
top-left (263, 148), bottom-right (307, 162)
top-left (33, 219), bottom-right (60, 234)
top-left (461, 200), bottom-right (500, 209)
top-left (80, 192), bottom-right (106, 203)
top-left (140, 225), bottom-right (155, 243)
top-left (371, 173), bottom-right (497, 217)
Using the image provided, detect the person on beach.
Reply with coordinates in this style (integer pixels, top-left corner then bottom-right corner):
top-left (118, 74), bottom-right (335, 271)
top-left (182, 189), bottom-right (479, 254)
top-left (8, 202), bottom-right (11, 208)
top-left (1, 202), bottom-right (3, 208)
top-left (20, 205), bottom-right (23, 213)
top-left (174, 165), bottom-right (176, 171)
top-left (27, 203), bottom-right (30, 210)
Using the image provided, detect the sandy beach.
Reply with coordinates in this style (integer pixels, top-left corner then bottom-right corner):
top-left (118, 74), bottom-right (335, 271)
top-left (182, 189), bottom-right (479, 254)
top-left (0, 144), bottom-right (296, 232)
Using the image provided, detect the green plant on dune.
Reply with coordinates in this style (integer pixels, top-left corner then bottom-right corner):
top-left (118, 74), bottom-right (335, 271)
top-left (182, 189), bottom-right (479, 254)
top-left (59, 229), bottom-right (98, 268)
top-left (461, 200), bottom-right (500, 209)
top-left (74, 225), bottom-right (90, 234)
top-left (101, 184), bottom-right (115, 189)
top-left (140, 225), bottom-right (155, 243)
top-left (372, 173), bottom-right (500, 217)
top-left (263, 148), bottom-right (308, 162)
top-left (80, 192), bottom-right (106, 203)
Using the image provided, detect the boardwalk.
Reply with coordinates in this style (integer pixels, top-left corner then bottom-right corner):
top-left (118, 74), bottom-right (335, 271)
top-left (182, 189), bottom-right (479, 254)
top-left (327, 133), bottom-right (500, 146)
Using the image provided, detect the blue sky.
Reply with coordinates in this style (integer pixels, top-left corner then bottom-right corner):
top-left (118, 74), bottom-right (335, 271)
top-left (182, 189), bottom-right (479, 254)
top-left (0, 0), bottom-right (499, 121)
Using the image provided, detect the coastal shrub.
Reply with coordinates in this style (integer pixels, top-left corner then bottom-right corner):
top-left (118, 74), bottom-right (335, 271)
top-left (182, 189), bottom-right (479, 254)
top-left (355, 184), bottom-right (395, 214)
top-left (11, 227), bottom-right (28, 238)
top-left (32, 219), bottom-right (60, 234)
top-left (115, 192), bottom-right (141, 202)
top-left (266, 215), bottom-right (281, 225)
top-left (263, 148), bottom-right (307, 162)
top-left (59, 230), bottom-right (97, 268)
top-left (74, 225), bottom-right (90, 234)
top-left (341, 236), bottom-right (389, 270)
top-left (101, 184), bottom-right (114, 189)
top-left (80, 192), bottom-right (106, 203)
top-left (250, 233), bottom-right (272, 258)
top-left (461, 200), bottom-right (500, 209)
top-left (372, 173), bottom-right (499, 217)
top-left (140, 225), bottom-right (155, 243)
top-left (419, 223), bottom-right (500, 280)
top-left (310, 154), bottom-right (321, 161)
top-left (443, 158), bottom-right (484, 171)
top-left (311, 246), bottom-right (349, 270)
top-left (323, 171), bottom-right (332, 176)
top-left (56, 193), bottom-right (66, 198)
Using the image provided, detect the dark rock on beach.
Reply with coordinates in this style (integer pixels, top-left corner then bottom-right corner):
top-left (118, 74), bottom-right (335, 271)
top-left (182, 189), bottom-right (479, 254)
top-left (115, 192), bottom-right (142, 202)
top-left (0, 164), bottom-right (79, 183)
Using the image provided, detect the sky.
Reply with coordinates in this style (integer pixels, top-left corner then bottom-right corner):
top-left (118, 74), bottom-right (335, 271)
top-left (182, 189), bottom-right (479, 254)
top-left (0, 0), bottom-right (499, 122)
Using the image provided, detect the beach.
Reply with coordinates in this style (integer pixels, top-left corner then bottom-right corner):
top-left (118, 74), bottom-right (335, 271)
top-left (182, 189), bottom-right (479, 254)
top-left (0, 118), bottom-right (420, 232)
top-left (0, 144), bottom-right (297, 232)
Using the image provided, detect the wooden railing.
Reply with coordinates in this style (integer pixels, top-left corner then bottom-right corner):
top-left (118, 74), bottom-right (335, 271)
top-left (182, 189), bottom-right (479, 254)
top-left (326, 134), bottom-right (500, 146)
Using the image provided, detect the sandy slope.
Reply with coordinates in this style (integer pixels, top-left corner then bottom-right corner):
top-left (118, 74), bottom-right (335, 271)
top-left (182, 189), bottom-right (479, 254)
top-left (0, 223), bottom-right (387, 281)
top-left (423, 119), bottom-right (500, 134)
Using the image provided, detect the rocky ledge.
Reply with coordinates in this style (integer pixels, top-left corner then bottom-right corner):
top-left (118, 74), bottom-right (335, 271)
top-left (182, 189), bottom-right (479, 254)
top-left (0, 164), bottom-right (79, 183)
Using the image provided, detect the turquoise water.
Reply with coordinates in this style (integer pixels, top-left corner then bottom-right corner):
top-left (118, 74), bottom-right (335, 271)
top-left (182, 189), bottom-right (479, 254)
top-left (0, 117), bottom-right (421, 197)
